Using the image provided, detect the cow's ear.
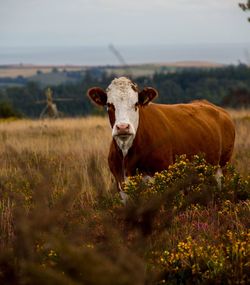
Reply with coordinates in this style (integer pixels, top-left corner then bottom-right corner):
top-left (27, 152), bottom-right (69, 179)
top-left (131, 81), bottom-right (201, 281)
top-left (87, 87), bottom-right (107, 106)
top-left (138, 87), bottom-right (158, 106)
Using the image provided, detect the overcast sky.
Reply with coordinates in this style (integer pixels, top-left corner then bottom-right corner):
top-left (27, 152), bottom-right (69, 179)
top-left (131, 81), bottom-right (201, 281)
top-left (0, 0), bottom-right (249, 47)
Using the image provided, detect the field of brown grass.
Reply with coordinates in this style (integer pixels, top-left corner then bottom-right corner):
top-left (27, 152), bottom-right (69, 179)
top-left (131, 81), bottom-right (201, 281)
top-left (0, 65), bottom-right (84, 78)
top-left (0, 62), bottom-right (224, 79)
top-left (229, 108), bottom-right (250, 176)
top-left (0, 109), bottom-right (249, 180)
top-left (0, 110), bottom-right (249, 284)
top-left (0, 116), bottom-right (114, 205)
top-left (0, 110), bottom-right (249, 206)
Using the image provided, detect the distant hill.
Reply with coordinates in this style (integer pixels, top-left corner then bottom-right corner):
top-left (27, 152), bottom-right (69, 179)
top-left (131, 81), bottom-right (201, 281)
top-left (0, 65), bottom-right (85, 78)
top-left (0, 61), bottom-right (224, 78)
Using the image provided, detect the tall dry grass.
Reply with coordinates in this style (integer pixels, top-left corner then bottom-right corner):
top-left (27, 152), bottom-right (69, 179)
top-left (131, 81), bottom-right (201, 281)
top-left (0, 110), bottom-right (249, 284)
top-left (229, 109), bottom-right (250, 176)
top-left (0, 117), bottom-right (113, 205)
top-left (0, 109), bottom-right (248, 181)
top-left (0, 117), bottom-right (110, 154)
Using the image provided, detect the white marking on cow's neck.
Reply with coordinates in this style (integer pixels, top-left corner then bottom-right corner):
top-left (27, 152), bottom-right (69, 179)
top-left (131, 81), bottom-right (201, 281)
top-left (107, 77), bottom-right (139, 157)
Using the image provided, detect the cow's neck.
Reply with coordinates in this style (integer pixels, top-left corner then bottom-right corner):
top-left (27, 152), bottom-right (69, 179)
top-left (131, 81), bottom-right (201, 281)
top-left (114, 108), bottom-right (147, 180)
top-left (112, 139), bottom-right (134, 180)
top-left (121, 155), bottom-right (126, 181)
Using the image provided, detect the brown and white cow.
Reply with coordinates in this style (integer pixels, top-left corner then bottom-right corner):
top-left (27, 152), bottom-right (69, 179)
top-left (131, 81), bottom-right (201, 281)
top-left (88, 77), bottom-right (235, 196)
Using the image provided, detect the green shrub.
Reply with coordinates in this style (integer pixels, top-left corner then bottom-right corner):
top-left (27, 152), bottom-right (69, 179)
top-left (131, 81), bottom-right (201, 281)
top-left (123, 155), bottom-right (250, 206)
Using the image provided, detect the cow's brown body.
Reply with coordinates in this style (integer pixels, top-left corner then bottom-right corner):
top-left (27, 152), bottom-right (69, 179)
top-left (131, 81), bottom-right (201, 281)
top-left (108, 100), bottom-right (235, 185)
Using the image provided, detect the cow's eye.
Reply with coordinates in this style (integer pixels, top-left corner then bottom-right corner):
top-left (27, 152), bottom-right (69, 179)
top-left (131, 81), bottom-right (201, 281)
top-left (135, 102), bottom-right (139, 111)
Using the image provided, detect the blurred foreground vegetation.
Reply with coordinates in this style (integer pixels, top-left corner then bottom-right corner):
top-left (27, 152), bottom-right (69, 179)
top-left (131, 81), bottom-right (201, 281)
top-left (0, 115), bottom-right (249, 284)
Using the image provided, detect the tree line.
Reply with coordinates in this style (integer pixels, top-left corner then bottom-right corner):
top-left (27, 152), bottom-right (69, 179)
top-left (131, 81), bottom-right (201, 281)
top-left (0, 64), bottom-right (250, 118)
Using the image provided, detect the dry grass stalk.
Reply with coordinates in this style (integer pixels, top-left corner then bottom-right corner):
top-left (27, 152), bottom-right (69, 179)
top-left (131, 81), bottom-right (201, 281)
top-left (0, 198), bottom-right (14, 246)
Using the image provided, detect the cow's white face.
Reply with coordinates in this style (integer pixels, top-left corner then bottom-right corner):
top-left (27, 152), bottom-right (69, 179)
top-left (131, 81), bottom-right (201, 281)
top-left (106, 78), bottom-right (139, 156)
top-left (88, 77), bottom-right (158, 157)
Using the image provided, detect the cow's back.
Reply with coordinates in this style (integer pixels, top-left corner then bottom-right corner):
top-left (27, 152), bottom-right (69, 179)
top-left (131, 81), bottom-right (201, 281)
top-left (139, 100), bottom-right (234, 164)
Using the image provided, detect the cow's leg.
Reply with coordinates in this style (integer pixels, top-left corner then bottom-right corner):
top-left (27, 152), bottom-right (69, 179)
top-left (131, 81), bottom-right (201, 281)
top-left (215, 167), bottom-right (223, 190)
top-left (118, 182), bottom-right (128, 204)
top-left (142, 175), bottom-right (154, 183)
top-left (120, 190), bottom-right (128, 204)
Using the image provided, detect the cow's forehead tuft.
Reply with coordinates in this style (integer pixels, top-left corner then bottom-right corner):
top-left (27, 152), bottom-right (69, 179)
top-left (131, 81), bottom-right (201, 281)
top-left (107, 77), bottom-right (138, 94)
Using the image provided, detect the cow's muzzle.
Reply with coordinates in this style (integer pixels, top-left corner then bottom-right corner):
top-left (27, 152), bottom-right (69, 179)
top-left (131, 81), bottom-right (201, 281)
top-left (114, 123), bottom-right (133, 141)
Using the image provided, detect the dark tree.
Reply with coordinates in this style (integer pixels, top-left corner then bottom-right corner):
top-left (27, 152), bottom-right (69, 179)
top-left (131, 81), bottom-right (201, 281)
top-left (0, 102), bottom-right (22, 118)
top-left (239, 1), bottom-right (250, 21)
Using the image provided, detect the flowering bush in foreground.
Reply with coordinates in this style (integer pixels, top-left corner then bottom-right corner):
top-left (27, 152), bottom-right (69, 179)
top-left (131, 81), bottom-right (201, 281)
top-left (156, 230), bottom-right (250, 284)
top-left (122, 155), bottom-right (250, 284)
top-left (123, 155), bottom-right (249, 206)
top-left (0, 153), bottom-right (249, 284)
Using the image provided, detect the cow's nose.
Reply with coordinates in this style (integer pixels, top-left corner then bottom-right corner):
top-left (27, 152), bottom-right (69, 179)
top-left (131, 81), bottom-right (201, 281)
top-left (116, 123), bottom-right (129, 130)
top-left (116, 123), bottom-right (130, 134)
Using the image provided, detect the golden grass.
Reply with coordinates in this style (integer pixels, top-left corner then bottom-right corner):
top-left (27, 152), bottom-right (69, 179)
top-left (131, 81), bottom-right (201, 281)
top-left (0, 109), bottom-right (250, 178)
top-left (0, 117), bottom-right (113, 205)
top-left (0, 111), bottom-right (249, 284)
top-left (0, 109), bottom-right (248, 200)
top-left (227, 108), bottom-right (250, 120)
top-left (0, 117), bottom-right (110, 154)
top-left (228, 109), bottom-right (250, 176)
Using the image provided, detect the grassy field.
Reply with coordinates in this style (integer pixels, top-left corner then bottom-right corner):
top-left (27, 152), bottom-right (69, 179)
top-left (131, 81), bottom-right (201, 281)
top-left (0, 65), bottom-right (84, 78)
top-left (0, 62), bottom-right (223, 79)
top-left (0, 110), bottom-right (249, 284)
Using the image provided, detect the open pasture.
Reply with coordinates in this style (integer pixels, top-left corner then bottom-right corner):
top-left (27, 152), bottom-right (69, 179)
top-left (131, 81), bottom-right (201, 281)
top-left (0, 109), bottom-right (249, 183)
top-left (0, 110), bottom-right (249, 284)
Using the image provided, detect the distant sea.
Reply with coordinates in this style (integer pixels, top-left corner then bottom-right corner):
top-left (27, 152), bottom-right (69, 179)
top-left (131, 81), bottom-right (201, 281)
top-left (0, 43), bottom-right (250, 66)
